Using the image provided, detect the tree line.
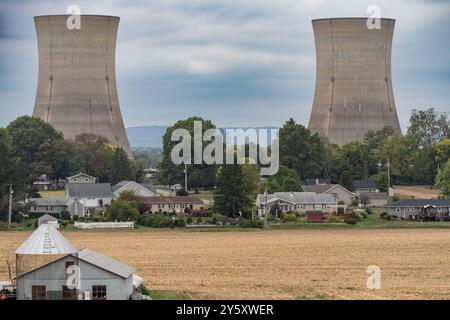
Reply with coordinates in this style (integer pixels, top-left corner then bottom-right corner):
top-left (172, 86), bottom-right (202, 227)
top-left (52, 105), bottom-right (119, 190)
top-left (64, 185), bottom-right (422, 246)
top-left (0, 116), bottom-right (147, 221)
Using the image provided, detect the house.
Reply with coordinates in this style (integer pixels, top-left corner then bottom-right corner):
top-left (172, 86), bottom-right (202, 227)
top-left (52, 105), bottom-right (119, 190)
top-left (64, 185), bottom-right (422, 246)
top-left (302, 184), bottom-right (356, 205)
top-left (112, 181), bottom-right (156, 198)
top-left (65, 183), bottom-right (114, 216)
top-left (304, 178), bottom-right (331, 186)
top-left (255, 192), bottom-right (337, 217)
top-left (37, 214), bottom-right (59, 228)
top-left (67, 173), bottom-right (96, 184)
top-left (384, 199), bottom-right (450, 220)
top-left (141, 196), bottom-right (204, 214)
top-left (15, 224), bottom-right (142, 300)
top-left (359, 192), bottom-right (388, 207)
top-left (353, 179), bottom-right (378, 194)
top-left (28, 198), bottom-right (70, 215)
top-left (32, 175), bottom-right (52, 191)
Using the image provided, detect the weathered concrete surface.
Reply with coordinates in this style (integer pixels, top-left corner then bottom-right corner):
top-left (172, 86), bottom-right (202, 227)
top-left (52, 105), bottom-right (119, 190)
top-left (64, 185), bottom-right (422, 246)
top-left (308, 18), bottom-right (402, 144)
top-left (33, 15), bottom-right (133, 158)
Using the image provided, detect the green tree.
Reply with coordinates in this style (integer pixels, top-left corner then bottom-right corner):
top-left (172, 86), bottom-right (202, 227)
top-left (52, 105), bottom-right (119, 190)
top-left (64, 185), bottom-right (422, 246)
top-left (7, 116), bottom-right (66, 182)
top-left (159, 117), bottom-right (216, 189)
top-left (106, 200), bottom-right (140, 221)
top-left (279, 118), bottom-right (328, 178)
top-left (213, 163), bottom-right (253, 217)
top-left (266, 165), bottom-right (302, 192)
top-left (407, 108), bottom-right (449, 148)
top-left (436, 159), bottom-right (450, 198)
top-left (110, 148), bottom-right (134, 184)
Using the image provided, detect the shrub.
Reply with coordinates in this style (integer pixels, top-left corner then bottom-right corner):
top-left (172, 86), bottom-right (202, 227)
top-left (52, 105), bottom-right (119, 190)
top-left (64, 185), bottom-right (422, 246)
top-left (196, 217), bottom-right (202, 224)
top-left (106, 200), bottom-right (140, 222)
top-left (352, 209), bottom-right (367, 221)
top-left (238, 218), bottom-right (264, 228)
top-left (282, 212), bottom-right (297, 222)
top-left (176, 189), bottom-right (189, 196)
top-left (60, 220), bottom-right (69, 228)
top-left (326, 215), bottom-right (343, 223)
top-left (176, 218), bottom-right (186, 227)
top-left (60, 210), bottom-right (71, 220)
top-left (389, 195), bottom-right (401, 203)
top-left (186, 216), bottom-right (193, 224)
top-left (73, 215), bottom-right (79, 221)
top-left (345, 217), bottom-right (357, 225)
top-left (139, 214), bottom-right (172, 228)
top-left (211, 217), bottom-right (218, 225)
top-left (351, 199), bottom-right (360, 207)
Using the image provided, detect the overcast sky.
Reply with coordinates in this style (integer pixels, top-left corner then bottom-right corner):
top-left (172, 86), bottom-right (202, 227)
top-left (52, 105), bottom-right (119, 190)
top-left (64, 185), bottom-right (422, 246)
top-left (0, 0), bottom-right (449, 131)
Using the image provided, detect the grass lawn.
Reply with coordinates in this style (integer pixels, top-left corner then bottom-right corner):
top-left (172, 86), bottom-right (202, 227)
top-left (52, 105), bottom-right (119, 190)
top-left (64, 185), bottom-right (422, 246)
top-left (38, 190), bottom-right (65, 197)
top-left (149, 290), bottom-right (191, 300)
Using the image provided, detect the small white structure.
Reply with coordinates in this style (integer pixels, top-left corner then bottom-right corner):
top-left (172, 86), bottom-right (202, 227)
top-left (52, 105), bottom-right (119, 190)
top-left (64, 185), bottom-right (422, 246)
top-left (74, 222), bottom-right (134, 229)
top-left (37, 214), bottom-right (60, 229)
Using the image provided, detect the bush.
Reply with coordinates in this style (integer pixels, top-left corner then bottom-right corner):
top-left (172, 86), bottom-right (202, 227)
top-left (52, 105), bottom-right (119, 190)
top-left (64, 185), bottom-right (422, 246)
top-left (106, 200), bottom-right (140, 222)
top-left (345, 217), bottom-right (357, 225)
top-left (238, 218), bottom-right (264, 228)
top-left (389, 195), bottom-right (401, 203)
top-left (352, 209), bottom-right (367, 221)
top-left (351, 199), bottom-right (360, 207)
top-left (139, 214), bottom-right (172, 228)
top-left (326, 215), bottom-right (343, 223)
top-left (282, 212), bottom-right (297, 222)
top-left (175, 218), bottom-right (186, 227)
top-left (176, 189), bottom-right (189, 196)
top-left (186, 216), bottom-right (193, 224)
top-left (60, 210), bottom-right (71, 220)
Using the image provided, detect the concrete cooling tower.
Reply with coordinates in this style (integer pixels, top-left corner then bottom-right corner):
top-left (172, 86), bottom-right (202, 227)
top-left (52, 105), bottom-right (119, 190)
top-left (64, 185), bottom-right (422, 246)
top-left (33, 15), bottom-right (133, 158)
top-left (308, 18), bottom-right (401, 144)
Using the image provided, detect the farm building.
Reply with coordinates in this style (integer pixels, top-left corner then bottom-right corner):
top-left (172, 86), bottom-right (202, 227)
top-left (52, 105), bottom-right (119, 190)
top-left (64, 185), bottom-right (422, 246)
top-left (255, 192), bottom-right (337, 217)
top-left (384, 199), bottom-right (450, 220)
top-left (302, 184), bottom-right (356, 205)
top-left (65, 183), bottom-right (114, 215)
top-left (359, 192), bottom-right (388, 207)
top-left (15, 224), bottom-right (142, 300)
top-left (37, 214), bottom-right (59, 228)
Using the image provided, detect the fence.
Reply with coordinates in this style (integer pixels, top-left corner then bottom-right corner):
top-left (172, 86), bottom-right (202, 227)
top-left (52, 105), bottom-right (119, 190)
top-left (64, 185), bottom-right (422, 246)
top-left (74, 222), bottom-right (134, 229)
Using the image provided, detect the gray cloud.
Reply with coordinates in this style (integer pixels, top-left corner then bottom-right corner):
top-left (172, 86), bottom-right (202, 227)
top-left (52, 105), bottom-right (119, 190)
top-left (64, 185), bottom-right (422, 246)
top-left (0, 0), bottom-right (449, 132)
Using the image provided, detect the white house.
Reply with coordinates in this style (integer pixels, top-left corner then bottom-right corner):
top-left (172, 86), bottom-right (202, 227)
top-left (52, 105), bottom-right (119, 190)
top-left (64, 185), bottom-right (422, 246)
top-left (302, 184), bottom-right (356, 205)
top-left (112, 181), bottom-right (156, 198)
top-left (255, 192), bottom-right (337, 217)
top-left (65, 183), bottom-right (114, 216)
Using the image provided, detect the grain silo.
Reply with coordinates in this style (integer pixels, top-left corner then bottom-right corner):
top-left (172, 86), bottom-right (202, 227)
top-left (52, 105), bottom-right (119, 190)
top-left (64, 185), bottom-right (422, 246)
top-left (32, 15), bottom-right (133, 158)
top-left (15, 224), bottom-right (77, 278)
top-left (308, 18), bottom-right (402, 144)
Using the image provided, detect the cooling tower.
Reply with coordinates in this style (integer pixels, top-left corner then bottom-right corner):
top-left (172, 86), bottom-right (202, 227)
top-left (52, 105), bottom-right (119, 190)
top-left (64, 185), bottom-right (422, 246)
top-left (308, 18), bottom-right (401, 144)
top-left (33, 15), bottom-right (133, 158)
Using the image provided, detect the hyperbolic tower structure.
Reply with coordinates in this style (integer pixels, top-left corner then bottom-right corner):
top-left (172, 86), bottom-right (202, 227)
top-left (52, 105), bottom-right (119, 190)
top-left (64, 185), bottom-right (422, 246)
top-left (308, 18), bottom-right (401, 144)
top-left (33, 15), bottom-right (133, 158)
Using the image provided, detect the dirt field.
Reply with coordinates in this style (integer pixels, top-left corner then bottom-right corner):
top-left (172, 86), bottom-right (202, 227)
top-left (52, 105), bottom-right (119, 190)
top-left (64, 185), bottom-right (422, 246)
top-left (393, 185), bottom-right (439, 199)
top-left (1, 229), bottom-right (450, 299)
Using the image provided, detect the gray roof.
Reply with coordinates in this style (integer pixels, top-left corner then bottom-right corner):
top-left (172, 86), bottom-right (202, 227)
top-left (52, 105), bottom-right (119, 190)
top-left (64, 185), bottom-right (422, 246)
top-left (38, 214), bottom-right (58, 222)
top-left (112, 181), bottom-right (157, 194)
top-left (386, 199), bottom-right (450, 208)
top-left (256, 192), bottom-right (336, 205)
top-left (16, 224), bottom-right (77, 255)
top-left (29, 198), bottom-right (70, 206)
top-left (66, 183), bottom-right (113, 198)
top-left (302, 184), bottom-right (354, 195)
top-left (77, 248), bottom-right (135, 279)
top-left (360, 192), bottom-right (388, 199)
top-left (354, 179), bottom-right (377, 189)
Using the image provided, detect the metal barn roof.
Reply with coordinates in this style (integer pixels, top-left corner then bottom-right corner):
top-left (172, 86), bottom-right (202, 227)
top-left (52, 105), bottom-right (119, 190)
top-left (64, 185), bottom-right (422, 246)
top-left (78, 248), bottom-right (135, 279)
top-left (15, 224), bottom-right (77, 255)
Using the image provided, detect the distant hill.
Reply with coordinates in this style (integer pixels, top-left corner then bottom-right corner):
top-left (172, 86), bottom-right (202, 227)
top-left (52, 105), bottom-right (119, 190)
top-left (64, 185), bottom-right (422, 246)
top-left (126, 126), bottom-right (168, 148)
top-left (126, 125), bottom-right (279, 148)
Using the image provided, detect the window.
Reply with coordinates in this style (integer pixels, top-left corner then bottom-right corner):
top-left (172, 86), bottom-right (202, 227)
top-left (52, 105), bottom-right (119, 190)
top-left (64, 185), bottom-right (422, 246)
top-left (32, 285), bottom-right (46, 300)
top-left (92, 285), bottom-right (107, 300)
top-left (99, 199), bottom-right (103, 207)
top-left (65, 261), bottom-right (74, 269)
top-left (62, 285), bottom-right (76, 300)
top-left (84, 178), bottom-right (89, 182)
top-left (73, 178), bottom-right (78, 182)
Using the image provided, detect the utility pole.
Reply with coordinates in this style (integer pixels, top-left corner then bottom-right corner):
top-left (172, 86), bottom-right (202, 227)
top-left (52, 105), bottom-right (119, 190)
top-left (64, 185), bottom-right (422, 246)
top-left (264, 187), bottom-right (268, 229)
top-left (184, 163), bottom-right (188, 191)
top-left (8, 184), bottom-right (13, 226)
top-left (387, 158), bottom-right (391, 196)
